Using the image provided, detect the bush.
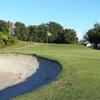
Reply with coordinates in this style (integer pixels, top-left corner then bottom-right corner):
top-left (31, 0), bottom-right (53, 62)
top-left (0, 32), bottom-right (15, 47)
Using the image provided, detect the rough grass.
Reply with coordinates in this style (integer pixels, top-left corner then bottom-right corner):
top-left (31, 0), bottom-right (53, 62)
top-left (0, 41), bottom-right (100, 100)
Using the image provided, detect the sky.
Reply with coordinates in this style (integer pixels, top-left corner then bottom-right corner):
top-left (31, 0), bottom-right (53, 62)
top-left (0, 0), bottom-right (100, 39)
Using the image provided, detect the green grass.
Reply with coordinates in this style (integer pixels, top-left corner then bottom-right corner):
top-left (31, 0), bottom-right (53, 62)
top-left (0, 41), bottom-right (100, 100)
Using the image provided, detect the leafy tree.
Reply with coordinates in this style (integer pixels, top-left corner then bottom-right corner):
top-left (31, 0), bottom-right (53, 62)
top-left (37, 24), bottom-right (48, 42)
top-left (0, 32), bottom-right (15, 47)
top-left (48, 22), bottom-right (64, 43)
top-left (0, 20), bottom-right (8, 33)
top-left (85, 23), bottom-right (100, 48)
top-left (63, 29), bottom-right (78, 44)
top-left (14, 22), bottom-right (29, 41)
top-left (28, 25), bottom-right (40, 42)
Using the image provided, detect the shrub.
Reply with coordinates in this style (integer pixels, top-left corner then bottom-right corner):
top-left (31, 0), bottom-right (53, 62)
top-left (0, 32), bottom-right (15, 47)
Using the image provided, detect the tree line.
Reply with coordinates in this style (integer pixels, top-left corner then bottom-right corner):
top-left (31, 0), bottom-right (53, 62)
top-left (0, 20), bottom-right (78, 44)
top-left (0, 19), bottom-right (100, 49)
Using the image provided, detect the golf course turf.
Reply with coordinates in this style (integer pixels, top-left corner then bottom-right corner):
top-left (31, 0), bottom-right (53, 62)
top-left (0, 41), bottom-right (100, 100)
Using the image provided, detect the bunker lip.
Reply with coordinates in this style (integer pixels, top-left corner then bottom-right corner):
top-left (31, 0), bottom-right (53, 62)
top-left (0, 53), bottom-right (61, 100)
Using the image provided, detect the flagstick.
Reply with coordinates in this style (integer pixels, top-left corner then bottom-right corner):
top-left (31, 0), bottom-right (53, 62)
top-left (45, 31), bottom-right (52, 55)
top-left (45, 34), bottom-right (48, 55)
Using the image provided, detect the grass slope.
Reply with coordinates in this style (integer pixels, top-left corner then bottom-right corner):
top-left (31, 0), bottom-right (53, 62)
top-left (0, 41), bottom-right (100, 100)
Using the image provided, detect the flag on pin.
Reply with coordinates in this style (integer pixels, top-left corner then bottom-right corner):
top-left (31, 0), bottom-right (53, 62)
top-left (47, 31), bottom-right (52, 37)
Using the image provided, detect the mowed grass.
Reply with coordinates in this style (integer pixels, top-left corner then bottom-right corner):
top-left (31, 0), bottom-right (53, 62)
top-left (0, 41), bottom-right (100, 100)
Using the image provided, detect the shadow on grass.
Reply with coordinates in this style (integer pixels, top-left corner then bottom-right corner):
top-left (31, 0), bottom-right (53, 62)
top-left (0, 56), bottom-right (61, 100)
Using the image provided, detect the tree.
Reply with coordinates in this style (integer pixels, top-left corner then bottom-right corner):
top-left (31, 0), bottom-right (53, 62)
top-left (85, 23), bottom-right (100, 48)
top-left (48, 22), bottom-right (64, 43)
top-left (0, 20), bottom-right (8, 33)
top-left (14, 22), bottom-right (29, 41)
top-left (13, 21), bottom-right (78, 44)
top-left (28, 25), bottom-right (40, 42)
top-left (0, 32), bottom-right (15, 47)
top-left (63, 29), bottom-right (78, 44)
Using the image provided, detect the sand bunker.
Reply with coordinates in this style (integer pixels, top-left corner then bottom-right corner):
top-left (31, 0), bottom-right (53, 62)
top-left (0, 54), bottom-right (39, 90)
top-left (0, 54), bottom-right (61, 100)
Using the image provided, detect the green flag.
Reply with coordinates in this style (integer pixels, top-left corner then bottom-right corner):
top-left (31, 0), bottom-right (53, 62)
top-left (47, 31), bottom-right (52, 37)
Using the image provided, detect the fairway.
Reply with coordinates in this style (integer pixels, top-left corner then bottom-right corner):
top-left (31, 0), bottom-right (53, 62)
top-left (0, 41), bottom-right (100, 100)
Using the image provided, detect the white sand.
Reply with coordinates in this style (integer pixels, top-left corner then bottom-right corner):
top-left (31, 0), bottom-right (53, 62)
top-left (0, 54), bottom-right (39, 90)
